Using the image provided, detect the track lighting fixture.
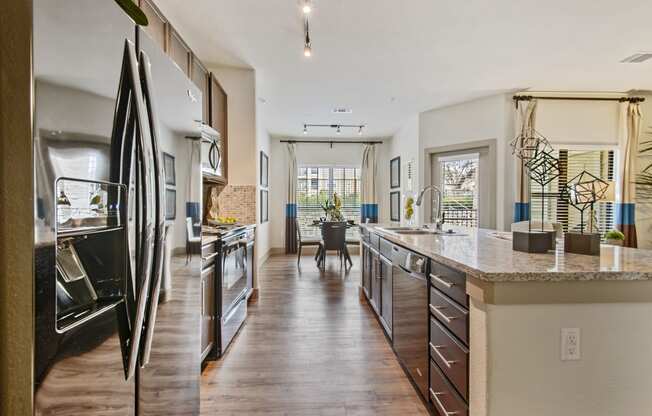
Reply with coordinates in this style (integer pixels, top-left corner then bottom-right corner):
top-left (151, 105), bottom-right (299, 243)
top-left (302, 124), bottom-right (365, 135)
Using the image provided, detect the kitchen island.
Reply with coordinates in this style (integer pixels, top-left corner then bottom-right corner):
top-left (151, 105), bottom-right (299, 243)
top-left (360, 223), bottom-right (652, 416)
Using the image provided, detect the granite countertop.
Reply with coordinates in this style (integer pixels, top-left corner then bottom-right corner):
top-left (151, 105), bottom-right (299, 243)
top-left (362, 223), bottom-right (652, 283)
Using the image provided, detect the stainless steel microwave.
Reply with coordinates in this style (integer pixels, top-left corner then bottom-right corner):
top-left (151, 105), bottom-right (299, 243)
top-left (199, 124), bottom-right (223, 180)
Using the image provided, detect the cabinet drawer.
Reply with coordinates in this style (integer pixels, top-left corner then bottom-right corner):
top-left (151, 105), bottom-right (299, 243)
top-left (430, 317), bottom-right (469, 400)
top-left (430, 261), bottom-right (468, 307)
top-left (202, 243), bottom-right (217, 268)
top-left (430, 287), bottom-right (469, 344)
top-left (379, 238), bottom-right (394, 260)
top-left (430, 360), bottom-right (469, 416)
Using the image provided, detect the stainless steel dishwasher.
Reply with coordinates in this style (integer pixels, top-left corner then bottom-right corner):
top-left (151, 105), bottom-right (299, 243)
top-left (392, 244), bottom-right (429, 398)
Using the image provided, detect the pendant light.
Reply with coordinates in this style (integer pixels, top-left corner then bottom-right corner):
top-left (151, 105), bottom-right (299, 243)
top-left (303, 18), bottom-right (312, 57)
top-left (302, 0), bottom-right (312, 15)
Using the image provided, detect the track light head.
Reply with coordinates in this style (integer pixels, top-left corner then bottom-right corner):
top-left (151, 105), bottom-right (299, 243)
top-left (358, 126), bottom-right (363, 136)
top-left (303, 125), bottom-right (308, 134)
top-left (302, 1), bottom-right (312, 14)
top-left (303, 44), bottom-right (312, 57)
top-left (336, 125), bottom-right (341, 135)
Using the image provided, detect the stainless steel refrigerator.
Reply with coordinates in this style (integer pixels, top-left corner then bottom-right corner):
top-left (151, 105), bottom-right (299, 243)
top-left (33, 1), bottom-right (202, 414)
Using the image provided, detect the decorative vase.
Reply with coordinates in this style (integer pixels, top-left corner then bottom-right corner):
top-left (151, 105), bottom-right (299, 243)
top-left (402, 191), bottom-right (416, 226)
top-left (605, 239), bottom-right (623, 247)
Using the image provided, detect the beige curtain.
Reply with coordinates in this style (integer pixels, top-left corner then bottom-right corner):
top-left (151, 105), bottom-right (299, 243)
top-left (616, 102), bottom-right (641, 247)
top-left (360, 144), bottom-right (378, 222)
top-left (285, 143), bottom-right (298, 253)
top-left (513, 99), bottom-right (537, 222)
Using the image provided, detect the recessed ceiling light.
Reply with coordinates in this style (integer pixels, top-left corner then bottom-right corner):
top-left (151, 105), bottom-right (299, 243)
top-left (332, 108), bottom-right (352, 114)
top-left (620, 53), bottom-right (652, 63)
top-left (302, 1), bottom-right (312, 14)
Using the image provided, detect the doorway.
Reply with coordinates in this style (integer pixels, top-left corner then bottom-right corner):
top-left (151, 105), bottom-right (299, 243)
top-left (426, 139), bottom-right (496, 229)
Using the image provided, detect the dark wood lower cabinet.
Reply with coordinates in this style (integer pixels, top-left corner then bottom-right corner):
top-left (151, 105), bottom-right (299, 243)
top-left (360, 229), bottom-right (471, 414)
top-left (200, 264), bottom-right (216, 362)
top-left (430, 359), bottom-right (469, 416)
top-left (379, 254), bottom-right (393, 335)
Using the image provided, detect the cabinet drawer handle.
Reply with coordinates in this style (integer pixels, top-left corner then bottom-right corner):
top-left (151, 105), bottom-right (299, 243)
top-left (430, 342), bottom-right (457, 368)
top-left (202, 252), bottom-right (219, 262)
top-left (430, 388), bottom-right (461, 415)
top-left (431, 274), bottom-right (454, 288)
top-left (430, 304), bottom-right (457, 323)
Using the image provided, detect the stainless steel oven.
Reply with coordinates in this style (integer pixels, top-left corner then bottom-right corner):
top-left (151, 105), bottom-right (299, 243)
top-left (217, 229), bottom-right (254, 356)
top-left (220, 234), bottom-right (248, 316)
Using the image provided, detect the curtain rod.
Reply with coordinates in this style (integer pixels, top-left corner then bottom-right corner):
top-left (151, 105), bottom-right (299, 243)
top-left (280, 140), bottom-right (383, 145)
top-left (513, 95), bottom-right (645, 103)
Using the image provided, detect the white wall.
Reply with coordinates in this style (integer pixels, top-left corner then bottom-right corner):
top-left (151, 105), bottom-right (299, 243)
top-left (256, 90), bottom-right (272, 263)
top-left (209, 66), bottom-right (275, 266)
top-left (378, 115), bottom-right (420, 223)
top-left (419, 93), bottom-right (515, 230)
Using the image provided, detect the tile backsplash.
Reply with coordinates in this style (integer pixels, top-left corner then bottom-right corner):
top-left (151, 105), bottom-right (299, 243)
top-left (204, 184), bottom-right (256, 225)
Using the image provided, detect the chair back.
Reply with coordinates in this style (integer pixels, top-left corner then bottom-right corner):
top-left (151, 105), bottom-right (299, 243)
top-left (186, 217), bottom-right (195, 241)
top-left (296, 218), bottom-right (303, 242)
top-left (321, 222), bottom-right (347, 250)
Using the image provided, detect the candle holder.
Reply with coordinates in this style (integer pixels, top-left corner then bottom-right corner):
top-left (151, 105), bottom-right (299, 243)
top-left (562, 170), bottom-right (609, 256)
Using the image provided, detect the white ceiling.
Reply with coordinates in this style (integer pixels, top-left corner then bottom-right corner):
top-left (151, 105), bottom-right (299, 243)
top-left (156, 0), bottom-right (652, 139)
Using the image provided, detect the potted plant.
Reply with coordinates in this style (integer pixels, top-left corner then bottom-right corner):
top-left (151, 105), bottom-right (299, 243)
top-left (604, 230), bottom-right (625, 246)
top-left (320, 193), bottom-right (344, 222)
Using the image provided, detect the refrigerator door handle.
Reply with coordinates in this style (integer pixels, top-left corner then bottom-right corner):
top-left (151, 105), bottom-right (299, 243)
top-left (137, 49), bottom-right (166, 367)
top-left (118, 40), bottom-right (157, 381)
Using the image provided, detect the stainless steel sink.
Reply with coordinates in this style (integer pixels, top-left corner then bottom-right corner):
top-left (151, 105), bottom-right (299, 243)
top-left (377, 226), bottom-right (465, 236)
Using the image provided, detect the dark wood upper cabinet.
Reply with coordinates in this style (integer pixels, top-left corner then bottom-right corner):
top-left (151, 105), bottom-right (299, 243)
top-left (168, 26), bottom-right (191, 76)
top-left (209, 73), bottom-right (228, 182)
top-left (139, 0), bottom-right (167, 50)
top-left (191, 55), bottom-right (210, 124)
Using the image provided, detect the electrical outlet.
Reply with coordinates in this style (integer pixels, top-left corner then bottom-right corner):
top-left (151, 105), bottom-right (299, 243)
top-left (561, 328), bottom-right (581, 361)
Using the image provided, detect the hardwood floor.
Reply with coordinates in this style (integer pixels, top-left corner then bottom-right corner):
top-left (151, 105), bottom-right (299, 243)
top-left (201, 254), bottom-right (429, 416)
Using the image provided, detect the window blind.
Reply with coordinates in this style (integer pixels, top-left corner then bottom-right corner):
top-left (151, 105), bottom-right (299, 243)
top-left (530, 149), bottom-right (615, 236)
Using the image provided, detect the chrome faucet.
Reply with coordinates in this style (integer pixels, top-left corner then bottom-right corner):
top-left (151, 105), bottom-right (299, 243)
top-left (416, 185), bottom-right (444, 231)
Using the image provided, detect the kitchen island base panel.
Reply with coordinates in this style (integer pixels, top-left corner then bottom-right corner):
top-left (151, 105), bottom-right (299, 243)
top-left (472, 300), bottom-right (652, 416)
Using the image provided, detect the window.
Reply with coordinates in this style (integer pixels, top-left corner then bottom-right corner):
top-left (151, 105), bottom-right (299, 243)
top-left (297, 166), bottom-right (361, 238)
top-left (529, 148), bottom-right (615, 235)
top-left (439, 155), bottom-right (479, 227)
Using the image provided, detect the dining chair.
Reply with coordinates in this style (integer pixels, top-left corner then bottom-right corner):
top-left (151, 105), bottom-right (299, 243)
top-left (318, 222), bottom-right (352, 270)
top-left (296, 218), bottom-right (321, 265)
top-left (186, 217), bottom-right (201, 264)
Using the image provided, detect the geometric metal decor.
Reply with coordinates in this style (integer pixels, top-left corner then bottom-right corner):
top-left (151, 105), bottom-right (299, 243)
top-left (525, 150), bottom-right (561, 232)
top-left (510, 129), bottom-right (553, 162)
top-left (563, 170), bottom-right (609, 234)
